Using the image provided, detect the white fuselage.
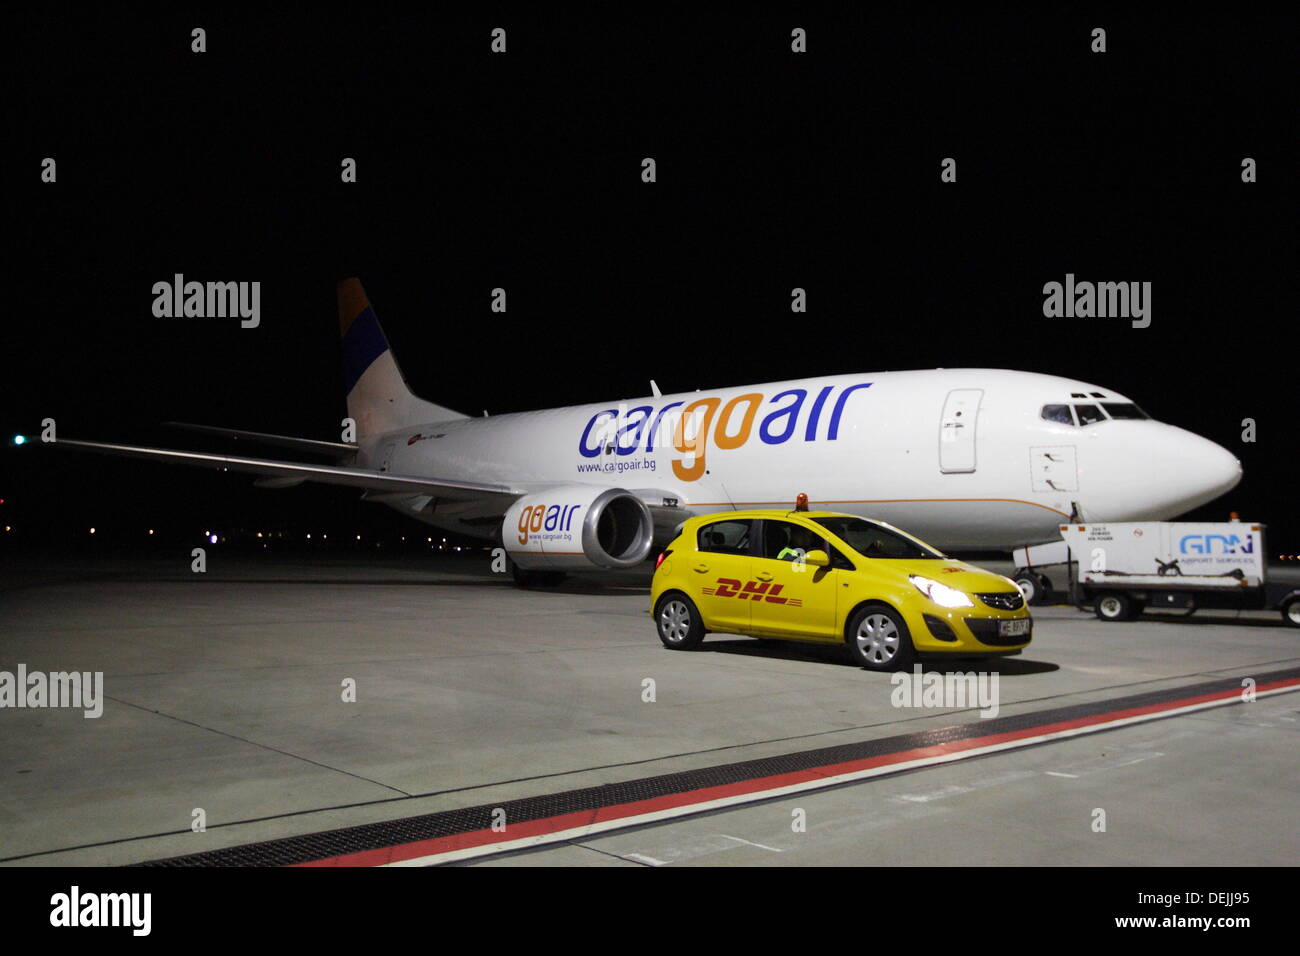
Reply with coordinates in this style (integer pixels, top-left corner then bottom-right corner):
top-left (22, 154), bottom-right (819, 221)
top-left (358, 368), bottom-right (1241, 552)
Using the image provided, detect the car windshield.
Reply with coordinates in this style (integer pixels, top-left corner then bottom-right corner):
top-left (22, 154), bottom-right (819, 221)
top-left (811, 516), bottom-right (944, 560)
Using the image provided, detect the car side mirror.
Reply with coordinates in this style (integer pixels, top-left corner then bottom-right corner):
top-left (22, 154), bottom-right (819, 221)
top-left (802, 549), bottom-right (829, 567)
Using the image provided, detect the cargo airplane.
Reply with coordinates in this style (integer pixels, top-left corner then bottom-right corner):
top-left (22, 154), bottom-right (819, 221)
top-left (51, 279), bottom-right (1242, 585)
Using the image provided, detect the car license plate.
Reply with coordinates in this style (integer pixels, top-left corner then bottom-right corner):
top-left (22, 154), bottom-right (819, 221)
top-left (999, 618), bottom-right (1030, 637)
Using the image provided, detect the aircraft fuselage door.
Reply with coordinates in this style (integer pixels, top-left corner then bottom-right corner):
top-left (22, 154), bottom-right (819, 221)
top-left (939, 388), bottom-right (982, 473)
top-left (378, 441), bottom-right (397, 473)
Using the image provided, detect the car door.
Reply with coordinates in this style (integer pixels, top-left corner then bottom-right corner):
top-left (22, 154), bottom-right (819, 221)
top-left (749, 519), bottom-right (841, 639)
top-left (688, 518), bottom-right (755, 634)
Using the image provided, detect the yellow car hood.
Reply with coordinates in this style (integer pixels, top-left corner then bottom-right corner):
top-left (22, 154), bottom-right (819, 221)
top-left (875, 559), bottom-right (1019, 595)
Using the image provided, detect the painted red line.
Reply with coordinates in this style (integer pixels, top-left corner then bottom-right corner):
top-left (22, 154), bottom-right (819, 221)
top-left (294, 675), bottom-right (1300, 867)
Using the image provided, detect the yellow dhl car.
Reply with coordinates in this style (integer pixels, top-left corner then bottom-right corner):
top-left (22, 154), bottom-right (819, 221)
top-left (650, 509), bottom-right (1032, 670)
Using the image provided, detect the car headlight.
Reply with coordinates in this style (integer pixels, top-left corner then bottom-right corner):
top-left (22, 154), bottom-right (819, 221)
top-left (909, 575), bottom-right (974, 608)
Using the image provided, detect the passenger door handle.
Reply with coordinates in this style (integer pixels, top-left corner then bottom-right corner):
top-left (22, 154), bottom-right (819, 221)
top-left (755, 571), bottom-right (773, 582)
top-left (693, 563), bottom-right (710, 573)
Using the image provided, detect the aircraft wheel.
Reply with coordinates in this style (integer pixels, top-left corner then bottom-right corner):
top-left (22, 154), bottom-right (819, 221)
top-left (511, 566), bottom-right (567, 588)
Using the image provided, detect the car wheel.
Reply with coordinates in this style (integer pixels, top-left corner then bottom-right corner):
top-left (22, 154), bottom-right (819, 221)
top-left (1281, 597), bottom-right (1300, 628)
top-left (1093, 592), bottom-right (1132, 622)
top-left (845, 604), bottom-right (915, 671)
top-left (655, 592), bottom-right (705, 649)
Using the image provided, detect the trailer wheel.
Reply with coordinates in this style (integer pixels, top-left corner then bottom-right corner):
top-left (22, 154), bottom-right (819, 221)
top-left (1094, 592), bottom-right (1134, 622)
top-left (1281, 597), bottom-right (1300, 628)
top-left (1014, 572), bottom-right (1049, 606)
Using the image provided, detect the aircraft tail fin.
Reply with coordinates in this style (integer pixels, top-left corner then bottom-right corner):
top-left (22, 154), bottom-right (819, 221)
top-left (337, 278), bottom-right (467, 436)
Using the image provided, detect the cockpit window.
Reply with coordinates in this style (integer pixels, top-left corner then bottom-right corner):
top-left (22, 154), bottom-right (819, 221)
top-left (1101, 402), bottom-right (1148, 420)
top-left (1043, 401), bottom-right (1147, 426)
top-left (1040, 404), bottom-right (1075, 425)
top-left (1074, 404), bottom-right (1106, 425)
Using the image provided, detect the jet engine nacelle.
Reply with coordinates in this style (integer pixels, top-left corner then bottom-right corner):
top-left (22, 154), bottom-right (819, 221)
top-left (503, 485), bottom-right (654, 570)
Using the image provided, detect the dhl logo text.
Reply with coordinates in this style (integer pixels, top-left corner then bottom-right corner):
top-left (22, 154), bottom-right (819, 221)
top-left (577, 382), bottom-right (871, 482)
top-left (517, 503), bottom-right (583, 545)
top-left (701, 578), bottom-right (803, 606)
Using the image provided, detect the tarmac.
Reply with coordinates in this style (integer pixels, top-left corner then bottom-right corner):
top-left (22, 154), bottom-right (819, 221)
top-left (1, 553), bottom-right (1296, 866)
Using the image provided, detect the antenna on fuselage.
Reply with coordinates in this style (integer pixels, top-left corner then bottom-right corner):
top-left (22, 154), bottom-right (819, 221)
top-left (650, 380), bottom-right (661, 397)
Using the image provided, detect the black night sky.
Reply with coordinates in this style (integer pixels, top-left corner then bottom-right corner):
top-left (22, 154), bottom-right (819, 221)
top-left (4, 9), bottom-right (1296, 554)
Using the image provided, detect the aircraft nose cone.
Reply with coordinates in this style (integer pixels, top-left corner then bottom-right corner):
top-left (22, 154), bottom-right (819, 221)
top-left (1093, 425), bottom-right (1243, 521)
top-left (1167, 432), bottom-right (1242, 512)
top-left (1203, 440), bottom-right (1243, 497)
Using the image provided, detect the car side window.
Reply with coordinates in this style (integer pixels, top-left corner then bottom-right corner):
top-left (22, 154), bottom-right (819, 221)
top-left (757, 520), bottom-right (825, 562)
top-left (827, 544), bottom-right (855, 571)
top-left (697, 519), bottom-right (752, 555)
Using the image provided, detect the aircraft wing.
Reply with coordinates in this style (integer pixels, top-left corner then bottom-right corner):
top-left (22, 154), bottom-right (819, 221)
top-left (53, 439), bottom-right (518, 502)
top-left (163, 422), bottom-right (357, 457)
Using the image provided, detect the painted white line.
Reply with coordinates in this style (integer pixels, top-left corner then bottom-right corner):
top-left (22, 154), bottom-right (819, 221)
top-left (896, 784), bottom-right (973, 803)
top-left (1106, 751), bottom-right (1165, 769)
top-left (1044, 771), bottom-right (1079, 778)
top-left (621, 852), bottom-right (669, 866)
top-left (719, 834), bottom-right (783, 852)
top-left (385, 682), bottom-right (1300, 867)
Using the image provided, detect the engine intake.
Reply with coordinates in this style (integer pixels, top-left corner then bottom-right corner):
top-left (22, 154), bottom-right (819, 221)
top-left (504, 486), bottom-right (654, 570)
